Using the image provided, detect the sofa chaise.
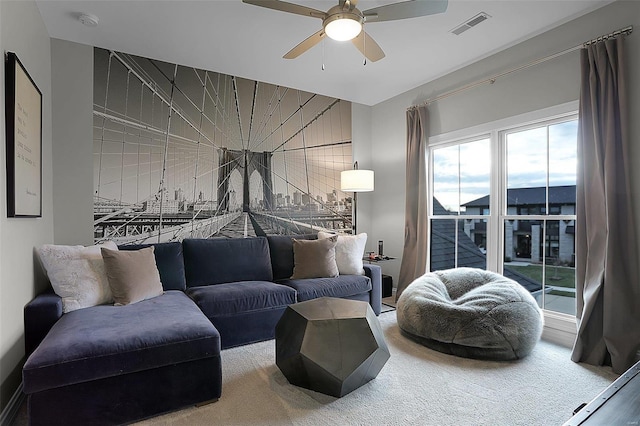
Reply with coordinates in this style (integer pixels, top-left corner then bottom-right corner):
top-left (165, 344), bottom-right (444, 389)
top-left (22, 235), bottom-right (382, 425)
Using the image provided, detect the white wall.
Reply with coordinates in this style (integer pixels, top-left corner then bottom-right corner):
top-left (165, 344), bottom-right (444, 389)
top-left (351, 103), bottom-right (375, 253)
top-left (51, 39), bottom-right (94, 246)
top-left (365, 0), bottom-right (640, 289)
top-left (0, 0), bottom-right (53, 411)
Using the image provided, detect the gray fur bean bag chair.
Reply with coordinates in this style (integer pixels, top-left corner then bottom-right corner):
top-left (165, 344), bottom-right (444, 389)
top-left (396, 267), bottom-right (543, 361)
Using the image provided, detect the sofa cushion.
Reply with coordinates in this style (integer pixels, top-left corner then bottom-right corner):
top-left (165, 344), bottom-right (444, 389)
top-left (267, 234), bottom-right (317, 280)
top-left (186, 281), bottom-right (297, 317)
top-left (119, 242), bottom-right (186, 291)
top-left (101, 246), bottom-right (164, 305)
top-left (278, 275), bottom-right (372, 301)
top-left (183, 237), bottom-right (273, 287)
top-left (22, 291), bottom-right (220, 394)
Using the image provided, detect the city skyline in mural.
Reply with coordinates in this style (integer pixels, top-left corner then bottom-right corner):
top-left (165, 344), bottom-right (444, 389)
top-left (93, 48), bottom-right (353, 244)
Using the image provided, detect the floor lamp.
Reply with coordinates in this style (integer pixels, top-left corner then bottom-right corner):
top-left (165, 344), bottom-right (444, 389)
top-left (341, 162), bottom-right (374, 234)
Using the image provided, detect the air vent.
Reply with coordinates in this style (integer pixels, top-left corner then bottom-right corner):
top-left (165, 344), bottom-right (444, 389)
top-left (451, 12), bottom-right (490, 35)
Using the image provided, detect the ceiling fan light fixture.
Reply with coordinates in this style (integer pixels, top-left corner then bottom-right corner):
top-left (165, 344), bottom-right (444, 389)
top-left (324, 14), bottom-right (363, 41)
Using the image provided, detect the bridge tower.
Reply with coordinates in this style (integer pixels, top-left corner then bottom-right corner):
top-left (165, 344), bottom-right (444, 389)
top-left (217, 148), bottom-right (273, 213)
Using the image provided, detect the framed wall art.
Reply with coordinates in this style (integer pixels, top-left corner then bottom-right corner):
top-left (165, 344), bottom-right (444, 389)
top-left (5, 51), bottom-right (42, 217)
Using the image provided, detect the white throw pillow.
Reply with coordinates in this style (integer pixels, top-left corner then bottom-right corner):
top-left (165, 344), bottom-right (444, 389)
top-left (37, 241), bottom-right (118, 313)
top-left (318, 231), bottom-right (367, 275)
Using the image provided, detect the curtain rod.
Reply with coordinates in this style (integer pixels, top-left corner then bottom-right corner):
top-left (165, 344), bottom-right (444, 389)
top-left (408, 25), bottom-right (633, 110)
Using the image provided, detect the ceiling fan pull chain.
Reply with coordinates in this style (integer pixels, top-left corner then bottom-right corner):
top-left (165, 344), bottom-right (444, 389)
top-left (363, 31), bottom-right (367, 66)
top-left (322, 38), bottom-right (326, 70)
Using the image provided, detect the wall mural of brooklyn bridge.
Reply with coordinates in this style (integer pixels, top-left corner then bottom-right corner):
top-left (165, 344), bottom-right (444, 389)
top-left (93, 48), bottom-right (353, 244)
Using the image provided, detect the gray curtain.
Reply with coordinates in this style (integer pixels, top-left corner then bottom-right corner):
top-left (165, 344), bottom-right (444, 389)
top-left (396, 106), bottom-right (429, 300)
top-left (571, 37), bottom-right (640, 374)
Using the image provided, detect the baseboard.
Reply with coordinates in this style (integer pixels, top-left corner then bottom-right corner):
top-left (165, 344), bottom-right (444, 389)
top-left (0, 382), bottom-right (25, 426)
top-left (542, 310), bottom-right (577, 348)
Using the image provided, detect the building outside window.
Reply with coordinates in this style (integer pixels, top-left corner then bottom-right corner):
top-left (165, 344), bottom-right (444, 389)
top-left (463, 186), bottom-right (575, 264)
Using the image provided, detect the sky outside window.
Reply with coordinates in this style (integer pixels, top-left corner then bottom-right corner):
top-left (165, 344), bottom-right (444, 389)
top-left (549, 120), bottom-right (578, 188)
top-left (507, 120), bottom-right (577, 193)
top-left (433, 138), bottom-right (490, 213)
top-left (433, 120), bottom-right (576, 213)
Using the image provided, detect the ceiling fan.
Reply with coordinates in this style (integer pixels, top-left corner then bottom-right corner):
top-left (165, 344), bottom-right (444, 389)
top-left (242, 0), bottom-right (448, 62)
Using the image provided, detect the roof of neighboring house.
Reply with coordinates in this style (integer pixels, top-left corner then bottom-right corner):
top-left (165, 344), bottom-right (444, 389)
top-left (462, 185), bottom-right (576, 208)
top-left (430, 198), bottom-right (542, 293)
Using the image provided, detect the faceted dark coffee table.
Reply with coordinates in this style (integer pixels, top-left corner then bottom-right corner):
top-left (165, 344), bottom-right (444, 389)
top-left (275, 297), bottom-right (390, 397)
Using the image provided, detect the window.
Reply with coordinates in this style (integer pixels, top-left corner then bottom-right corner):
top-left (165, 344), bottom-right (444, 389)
top-left (430, 137), bottom-right (490, 271)
top-left (504, 118), bottom-right (577, 315)
top-left (429, 107), bottom-right (578, 316)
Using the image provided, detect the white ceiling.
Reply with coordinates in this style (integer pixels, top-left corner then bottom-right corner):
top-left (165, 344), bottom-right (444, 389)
top-left (35, 0), bottom-right (611, 106)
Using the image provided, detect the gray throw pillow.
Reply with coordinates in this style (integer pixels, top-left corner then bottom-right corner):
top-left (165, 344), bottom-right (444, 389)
top-left (101, 246), bottom-right (163, 305)
top-left (291, 235), bottom-right (339, 279)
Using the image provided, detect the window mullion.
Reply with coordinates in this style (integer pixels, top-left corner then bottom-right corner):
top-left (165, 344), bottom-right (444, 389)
top-left (489, 129), bottom-right (502, 274)
top-left (546, 125), bottom-right (550, 215)
top-left (456, 145), bottom-right (461, 267)
top-left (542, 219), bottom-right (547, 309)
top-left (426, 144), bottom-right (433, 272)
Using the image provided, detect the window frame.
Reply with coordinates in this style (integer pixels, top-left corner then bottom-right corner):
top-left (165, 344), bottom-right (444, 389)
top-left (499, 113), bottom-right (578, 315)
top-left (427, 101), bottom-right (579, 344)
top-left (428, 134), bottom-right (492, 270)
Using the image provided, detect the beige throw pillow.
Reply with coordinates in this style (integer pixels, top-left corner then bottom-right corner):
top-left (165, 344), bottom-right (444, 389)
top-left (37, 241), bottom-right (118, 313)
top-left (101, 246), bottom-right (163, 306)
top-left (291, 235), bottom-right (339, 279)
top-left (318, 231), bottom-right (367, 275)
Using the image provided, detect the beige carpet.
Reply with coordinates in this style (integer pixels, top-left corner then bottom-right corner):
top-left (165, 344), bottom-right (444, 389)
top-left (133, 311), bottom-right (617, 426)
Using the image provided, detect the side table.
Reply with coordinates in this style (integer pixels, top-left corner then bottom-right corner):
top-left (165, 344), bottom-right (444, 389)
top-left (275, 297), bottom-right (390, 397)
top-left (364, 255), bottom-right (395, 298)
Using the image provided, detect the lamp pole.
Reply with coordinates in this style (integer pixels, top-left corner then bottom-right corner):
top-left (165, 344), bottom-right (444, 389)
top-left (352, 191), bottom-right (358, 234)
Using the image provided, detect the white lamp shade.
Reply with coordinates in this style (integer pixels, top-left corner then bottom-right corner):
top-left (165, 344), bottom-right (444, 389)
top-left (341, 169), bottom-right (374, 192)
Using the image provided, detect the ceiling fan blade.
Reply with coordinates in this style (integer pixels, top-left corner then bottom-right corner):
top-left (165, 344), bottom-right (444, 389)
top-left (351, 31), bottom-right (385, 62)
top-left (284, 29), bottom-right (326, 59)
top-left (242, 0), bottom-right (326, 19)
top-left (363, 0), bottom-right (448, 22)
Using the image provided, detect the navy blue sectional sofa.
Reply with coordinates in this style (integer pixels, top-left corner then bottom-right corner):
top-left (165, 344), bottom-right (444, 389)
top-left (23, 235), bottom-right (382, 425)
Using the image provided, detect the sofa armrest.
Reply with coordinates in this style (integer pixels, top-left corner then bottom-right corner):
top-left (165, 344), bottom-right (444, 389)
top-left (24, 290), bottom-right (63, 357)
top-left (364, 264), bottom-right (382, 315)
